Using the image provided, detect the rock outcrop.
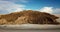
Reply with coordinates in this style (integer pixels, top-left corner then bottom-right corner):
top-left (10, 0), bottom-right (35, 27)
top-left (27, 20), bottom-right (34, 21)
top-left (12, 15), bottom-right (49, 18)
top-left (0, 10), bottom-right (60, 25)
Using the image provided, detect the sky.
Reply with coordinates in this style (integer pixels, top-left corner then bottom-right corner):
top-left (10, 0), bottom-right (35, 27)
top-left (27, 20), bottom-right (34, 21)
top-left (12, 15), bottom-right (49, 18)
top-left (0, 0), bottom-right (60, 14)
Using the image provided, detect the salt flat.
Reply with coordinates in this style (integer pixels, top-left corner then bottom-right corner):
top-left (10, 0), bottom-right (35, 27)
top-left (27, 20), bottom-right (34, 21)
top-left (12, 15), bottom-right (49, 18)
top-left (0, 29), bottom-right (60, 32)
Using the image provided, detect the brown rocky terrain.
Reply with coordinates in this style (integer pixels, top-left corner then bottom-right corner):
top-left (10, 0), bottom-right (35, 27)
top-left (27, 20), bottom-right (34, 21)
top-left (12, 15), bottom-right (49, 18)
top-left (0, 10), bottom-right (60, 25)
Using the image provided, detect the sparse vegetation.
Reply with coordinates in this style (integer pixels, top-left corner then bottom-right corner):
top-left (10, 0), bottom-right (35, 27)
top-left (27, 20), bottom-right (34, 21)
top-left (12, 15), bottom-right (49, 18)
top-left (0, 10), bottom-right (60, 25)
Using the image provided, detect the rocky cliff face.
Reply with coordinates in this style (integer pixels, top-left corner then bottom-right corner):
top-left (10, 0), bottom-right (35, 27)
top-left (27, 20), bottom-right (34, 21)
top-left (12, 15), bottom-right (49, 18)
top-left (0, 10), bottom-right (60, 25)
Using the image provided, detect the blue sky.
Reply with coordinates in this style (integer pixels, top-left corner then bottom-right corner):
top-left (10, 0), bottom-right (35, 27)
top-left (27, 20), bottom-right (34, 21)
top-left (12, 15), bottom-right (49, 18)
top-left (15, 0), bottom-right (60, 9)
top-left (0, 0), bottom-right (60, 14)
top-left (23, 0), bottom-right (60, 9)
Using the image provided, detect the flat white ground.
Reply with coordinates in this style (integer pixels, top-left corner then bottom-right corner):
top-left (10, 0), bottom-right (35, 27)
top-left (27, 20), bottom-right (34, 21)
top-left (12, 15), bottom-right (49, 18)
top-left (0, 29), bottom-right (60, 32)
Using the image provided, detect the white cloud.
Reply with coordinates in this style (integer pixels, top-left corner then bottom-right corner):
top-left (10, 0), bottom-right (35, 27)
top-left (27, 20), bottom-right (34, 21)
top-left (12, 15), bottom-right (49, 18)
top-left (15, 8), bottom-right (25, 12)
top-left (39, 7), bottom-right (53, 14)
top-left (0, 0), bottom-right (25, 14)
top-left (0, 0), bottom-right (28, 3)
top-left (38, 7), bottom-right (60, 14)
top-left (53, 8), bottom-right (60, 14)
top-left (25, 8), bottom-right (32, 10)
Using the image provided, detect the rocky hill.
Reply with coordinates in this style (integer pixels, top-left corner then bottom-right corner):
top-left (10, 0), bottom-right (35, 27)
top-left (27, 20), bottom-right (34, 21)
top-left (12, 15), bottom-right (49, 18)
top-left (0, 10), bottom-right (60, 25)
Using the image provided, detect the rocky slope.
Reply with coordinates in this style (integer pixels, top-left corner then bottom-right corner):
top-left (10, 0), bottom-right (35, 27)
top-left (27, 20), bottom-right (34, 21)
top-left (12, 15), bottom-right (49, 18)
top-left (0, 10), bottom-right (60, 25)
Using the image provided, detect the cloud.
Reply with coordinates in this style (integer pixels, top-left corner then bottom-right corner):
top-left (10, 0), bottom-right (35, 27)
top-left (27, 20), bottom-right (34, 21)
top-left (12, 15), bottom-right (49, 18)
top-left (38, 7), bottom-right (60, 14)
top-left (0, 0), bottom-right (28, 3)
top-left (53, 8), bottom-right (60, 14)
top-left (39, 7), bottom-right (53, 14)
top-left (0, 0), bottom-right (25, 14)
